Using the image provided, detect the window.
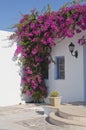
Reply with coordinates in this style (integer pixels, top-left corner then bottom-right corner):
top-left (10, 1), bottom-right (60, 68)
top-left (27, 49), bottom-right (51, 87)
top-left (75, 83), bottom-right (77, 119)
top-left (55, 57), bottom-right (65, 79)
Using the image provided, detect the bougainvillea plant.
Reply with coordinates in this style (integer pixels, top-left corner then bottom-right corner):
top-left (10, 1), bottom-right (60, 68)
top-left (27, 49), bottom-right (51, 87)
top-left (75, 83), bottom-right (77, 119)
top-left (10, 1), bottom-right (86, 102)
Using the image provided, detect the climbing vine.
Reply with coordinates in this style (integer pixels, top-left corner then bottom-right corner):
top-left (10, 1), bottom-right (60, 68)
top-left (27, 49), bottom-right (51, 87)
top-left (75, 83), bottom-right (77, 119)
top-left (10, 1), bottom-right (86, 102)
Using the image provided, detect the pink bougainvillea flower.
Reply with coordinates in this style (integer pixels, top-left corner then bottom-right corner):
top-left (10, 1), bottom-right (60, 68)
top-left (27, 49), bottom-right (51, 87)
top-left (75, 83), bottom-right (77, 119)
top-left (35, 56), bottom-right (43, 62)
top-left (26, 67), bottom-right (30, 70)
top-left (31, 48), bottom-right (37, 55)
top-left (26, 90), bottom-right (32, 97)
top-left (32, 38), bottom-right (38, 42)
top-left (66, 18), bottom-right (74, 24)
top-left (25, 67), bottom-right (33, 74)
top-left (41, 39), bottom-right (47, 45)
top-left (27, 70), bottom-right (33, 74)
top-left (26, 77), bottom-right (31, 83)
top-left (14, 45), bottom-right (24, 56)
top-left (31, 80), bottom-right (38, 89)
top-left (21, 78), bottom-right (26, 84)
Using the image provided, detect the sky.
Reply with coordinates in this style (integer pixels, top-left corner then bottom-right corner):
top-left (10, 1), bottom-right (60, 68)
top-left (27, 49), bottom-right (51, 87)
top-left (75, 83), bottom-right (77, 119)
top-left (0, 0), bottom-right (71, 32)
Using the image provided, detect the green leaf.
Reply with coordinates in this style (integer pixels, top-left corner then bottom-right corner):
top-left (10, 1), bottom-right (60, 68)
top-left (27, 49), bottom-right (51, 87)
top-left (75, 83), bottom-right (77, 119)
top-left (48, 4), bottom-right (51, 12)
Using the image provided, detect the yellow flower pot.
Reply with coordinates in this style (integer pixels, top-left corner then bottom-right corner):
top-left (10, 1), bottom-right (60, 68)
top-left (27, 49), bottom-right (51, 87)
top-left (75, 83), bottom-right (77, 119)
top-left (48, 96), bottom-right (62, 107)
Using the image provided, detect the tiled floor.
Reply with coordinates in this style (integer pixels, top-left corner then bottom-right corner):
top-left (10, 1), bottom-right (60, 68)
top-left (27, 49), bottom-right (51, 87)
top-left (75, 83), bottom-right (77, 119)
top-left (0, 103), bottom-right (86, 130)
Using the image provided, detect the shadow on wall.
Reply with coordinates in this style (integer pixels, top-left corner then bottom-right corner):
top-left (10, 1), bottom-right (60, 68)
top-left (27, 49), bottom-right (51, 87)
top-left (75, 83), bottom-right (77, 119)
top-left (21, 93), bottom-right (33, 103)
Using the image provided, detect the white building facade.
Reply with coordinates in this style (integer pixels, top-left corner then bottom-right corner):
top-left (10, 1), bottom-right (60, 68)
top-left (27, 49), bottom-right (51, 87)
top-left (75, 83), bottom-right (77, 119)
top-left (0, 30), bottom-right (86, 106)
top-left (45, 31), bottom-right (86, 103)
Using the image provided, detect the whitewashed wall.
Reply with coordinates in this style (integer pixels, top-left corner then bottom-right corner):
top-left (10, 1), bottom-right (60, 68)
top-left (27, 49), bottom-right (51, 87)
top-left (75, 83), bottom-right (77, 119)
top-left (45, 31), bottom-right (86, 103)
top-left (0, 30), bottom-right (22, 106)
top-left (0, 30), bottom-right (85, 105)
top-left (83, 43), bottom-right (86, 101)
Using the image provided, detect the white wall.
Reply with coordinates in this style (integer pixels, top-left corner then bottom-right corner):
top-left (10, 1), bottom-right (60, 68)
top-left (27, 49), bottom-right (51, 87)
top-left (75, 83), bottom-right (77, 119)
top-left (0, 30), bottom-right (85, 105)
top-left (83, 43), bottom-right (86, 101)
top-left (45, 31), bottom-right (85, 103)
top-left (0, 30), bottom-right (22, 106)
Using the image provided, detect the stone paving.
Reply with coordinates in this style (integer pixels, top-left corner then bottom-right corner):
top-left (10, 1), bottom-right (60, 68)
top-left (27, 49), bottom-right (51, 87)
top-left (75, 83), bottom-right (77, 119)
top-left (0, 104), bottom-right (62, 130)
top-left (0, 103), bottom-right (86, 130)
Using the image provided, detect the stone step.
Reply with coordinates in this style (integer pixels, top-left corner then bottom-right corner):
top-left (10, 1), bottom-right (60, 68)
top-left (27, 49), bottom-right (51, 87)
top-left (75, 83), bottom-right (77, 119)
top-left (58, 105), bottom-right (86, 121)
top-left (49, 112), bottom-right (86, 128)
top-left (58, 111), bottom-right (86, 121)
top-left (59, 105), bottom-right (86, 117)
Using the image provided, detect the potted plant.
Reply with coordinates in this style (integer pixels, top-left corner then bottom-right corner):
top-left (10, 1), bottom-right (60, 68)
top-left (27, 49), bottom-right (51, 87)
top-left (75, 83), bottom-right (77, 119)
top-left (48, 90), bottom-right (62, 107)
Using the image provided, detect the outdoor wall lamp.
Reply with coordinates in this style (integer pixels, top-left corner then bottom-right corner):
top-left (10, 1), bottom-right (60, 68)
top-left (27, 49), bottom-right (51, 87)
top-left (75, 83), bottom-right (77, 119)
top-left (68, 42), bottom-right (78, 58)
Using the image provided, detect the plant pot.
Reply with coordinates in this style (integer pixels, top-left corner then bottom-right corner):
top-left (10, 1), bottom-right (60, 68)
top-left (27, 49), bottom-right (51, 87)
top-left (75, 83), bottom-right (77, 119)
top-left (21, 93), bottom-right (33, 103)
top-left (48, 96), bottom-right (62, 107)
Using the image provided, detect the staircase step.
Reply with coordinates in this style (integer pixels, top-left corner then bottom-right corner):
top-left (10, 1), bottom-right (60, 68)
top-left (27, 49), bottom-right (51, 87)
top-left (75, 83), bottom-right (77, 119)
top-left (58, 105), bottom-right (86, 121)
top-left (49, 112), bottom-right (86, 127)
top-left (59, 111), bottom-right (86, 121)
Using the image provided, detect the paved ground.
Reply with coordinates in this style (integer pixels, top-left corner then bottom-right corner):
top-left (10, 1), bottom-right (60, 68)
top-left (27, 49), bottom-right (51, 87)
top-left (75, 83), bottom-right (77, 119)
top-left (0, 103), bottom-right (86, 130)
top-left (0, 103), bottom-right (62, 130)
